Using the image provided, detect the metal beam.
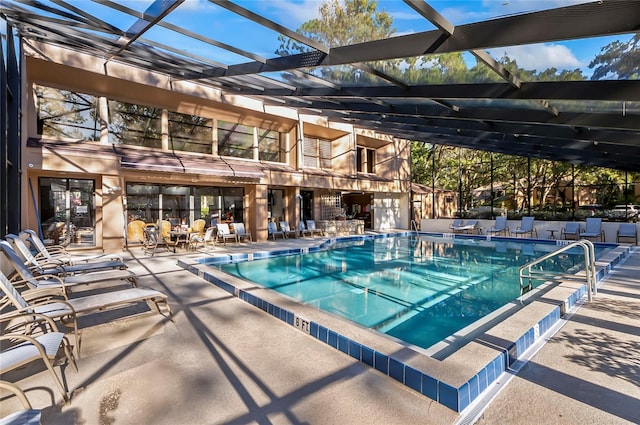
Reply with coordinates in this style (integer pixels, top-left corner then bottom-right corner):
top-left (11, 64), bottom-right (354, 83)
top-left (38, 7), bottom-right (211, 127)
top-left (105, 0), bottom-right (185, 63)
top-left (223, 0), bottom-right (638, 76)
top-left (248, 80), bottom-right (640, 102)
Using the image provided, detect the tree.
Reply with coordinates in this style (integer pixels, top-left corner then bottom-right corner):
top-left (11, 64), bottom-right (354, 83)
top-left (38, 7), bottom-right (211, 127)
top-left (276, 0), bottom-right (396, 85)
top-left (589, 34), bottom-right (640, 80)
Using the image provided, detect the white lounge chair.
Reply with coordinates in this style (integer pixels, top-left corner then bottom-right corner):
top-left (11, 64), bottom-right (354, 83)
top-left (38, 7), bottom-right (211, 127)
top-left (0, 271), bottom-right (171, 357)
top-left (189, 226), bottom-right (216, 249)
top-left (452, 219), bottom-right (480, 234)
top-left (449, 218), bottom-right (465, 231)
top-left (233, 223), bottom-right (252, 243)
top-left (216, 223), bottom-right (238, 244)
top-left (267, 221), bottom-right (285, 240)
top-left (0, 380), bottom-right (42, 425)
top-left (22, 229), bottom-right (124, 265)
top-left (512, 217), bottom-right (538, 238)
top-left (616, 223), bottom-right (637, 244)
top-left (0, 241), bottom-right (138, 294)
top-left (0, 312), bottom-right (76, 402)
top-left (580, 217), bottom-right (604, 242)
top-left (279, 221), bottom-right (296, 238)
top-left (561, 222), bottom-right (580, 240)
top-left (305, 220), bottom-right (324, 237)
top-left (6, 233), bottom-right (127, 275)
top-left (298, 221), bottom-right (312, 237)
top-left (486, 216), bottom-right (510, 236)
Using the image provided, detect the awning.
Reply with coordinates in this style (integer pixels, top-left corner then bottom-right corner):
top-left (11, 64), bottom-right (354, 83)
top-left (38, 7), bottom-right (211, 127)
top-left (116, 146), bottom-right (264, 180)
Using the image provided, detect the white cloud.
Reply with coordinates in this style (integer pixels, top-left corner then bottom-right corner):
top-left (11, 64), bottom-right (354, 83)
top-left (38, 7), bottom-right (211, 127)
top-left (481, 0), bottom-right (592, 16)
top-left (435, 0), bottom-right (593, 25)
top-left (488, 43), bottom-right (584, 71)
top-left (258, 0), bottom-right (322, 28)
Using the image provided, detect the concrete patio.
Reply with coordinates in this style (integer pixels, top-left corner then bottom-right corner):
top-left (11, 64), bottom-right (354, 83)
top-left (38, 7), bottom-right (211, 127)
top-left (2, 236), bottom-right (639, 424)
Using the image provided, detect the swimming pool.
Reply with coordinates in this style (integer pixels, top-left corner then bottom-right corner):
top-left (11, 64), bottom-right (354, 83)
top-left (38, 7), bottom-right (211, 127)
top-left (178, 232), bottom-right (630, 412)
top-left (213, 235), bottom-right (612, 350)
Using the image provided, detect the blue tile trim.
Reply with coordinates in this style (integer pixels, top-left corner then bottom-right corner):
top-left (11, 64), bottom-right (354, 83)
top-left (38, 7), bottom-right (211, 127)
top-left (404, 366), bottom-right (422, 393)
top-left (348, 340), bottom-right (361, 361)
top-left (388, 358), bottom-right (404, 383)
top-left (337, 335), bottom-right (349, 354)
top-left (438, 382), bottom-right (459, 411)
top-left (374, 352), bottom-right (389, 375)
top-left (317, 325), bottom-right (328, 343)
top-left (361, 346), bottom-right (374, 367)
top-left (421, 373), bottom-right (438, 401)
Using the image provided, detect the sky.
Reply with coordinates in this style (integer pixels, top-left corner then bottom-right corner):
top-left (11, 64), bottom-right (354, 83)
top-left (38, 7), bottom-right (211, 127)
top-left (2, 0), bottom-right (635, 78)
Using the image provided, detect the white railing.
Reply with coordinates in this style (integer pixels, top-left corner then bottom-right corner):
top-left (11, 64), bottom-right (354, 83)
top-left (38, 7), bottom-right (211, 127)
top-left (519, 240), bottom-right (597, 301)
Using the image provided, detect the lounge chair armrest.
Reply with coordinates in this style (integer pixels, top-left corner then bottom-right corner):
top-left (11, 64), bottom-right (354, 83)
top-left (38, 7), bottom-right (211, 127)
top-left (34, 251), bottom-right (67, 261)
top-left (0, 311), bottom-right (61, 333)
top-left (10, 274), bottom-right (67, 294)
top-left (0, 381), bottom-right (33, 409)
top-left (21, 286), bottom-right (68, 302)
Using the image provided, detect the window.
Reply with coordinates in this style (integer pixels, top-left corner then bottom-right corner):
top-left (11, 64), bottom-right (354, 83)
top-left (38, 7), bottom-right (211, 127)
top-left (258, 128), bottom-right (284, 162)
top-left (126, 184), bottom-right (160, 223)
top-left (168, 111), bottom-right (213, 154)
top-left (35, 85), bottom-right (100, 141)
top-left (218, 120), bottom-right (255, 159)
top-left (357, 146), bottom-right (376, 173)
top-left (126, 184), bottom-right (245, 227)
top-left (303, 136), bottom-right (332, 169)
top-left (108, 100), bottom-right (162, 147)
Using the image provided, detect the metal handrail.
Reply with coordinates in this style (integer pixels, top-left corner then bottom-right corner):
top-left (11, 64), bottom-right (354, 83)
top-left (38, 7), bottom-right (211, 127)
top-left (519, 240), bottom-right (597, 301)
top-left (411, 219), bottom-right (419, 232)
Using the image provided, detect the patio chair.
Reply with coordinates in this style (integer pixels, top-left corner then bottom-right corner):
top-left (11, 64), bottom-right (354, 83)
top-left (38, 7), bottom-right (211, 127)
top-left (0, 271), bottom-right (171, 357)
top-left (191, 219), bottom-right (206, 239)
top-left (298, 221), bottom-right (312, 237)
top-left (267, 221), bottom-right (285, 240)
top-left (580, 217), bottom-right (605, 242)
top-left (233, 223), bottom-right (252, 243)
top-left (486, 216), bottom-right (510, 236)
top-left (6, 233), bottom-right (127, 275)
top-left (189, 226), bottom-right (216, 250)
top-left (22, 229), bottom-right (124, 265)
top-left (616, 223), bottom-right (637, 244)
top-left (449, 218), bottom-right (465, 231)
top-left (0, 380), bottom-right (42, 425)
top-left (0, 241), bottom-right (138, 294)
top-left (279, 221), bottom-right (296, 238)
top-left (561, 222), bottom-right (580, 240)
top-left (305, 220), bottom-right (325, 237)
top-left (158, 220), bottom-right (173, 240)
top-left (452, 219), bottom-right (480, 234)
top-left (512, 217), bottom-right (538, 238)
top-left (216, 223), bottom-right (237, 244)
top-left (143, 227), bottom-right (176, 256)
top-left (126, 220), bottom-right (147, 247)
top-left (0, 312), bottom-right (77, 403)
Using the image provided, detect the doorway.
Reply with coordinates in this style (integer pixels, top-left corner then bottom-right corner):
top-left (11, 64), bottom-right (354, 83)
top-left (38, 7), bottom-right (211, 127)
top-left (39, 177), bottom-right (95, 247)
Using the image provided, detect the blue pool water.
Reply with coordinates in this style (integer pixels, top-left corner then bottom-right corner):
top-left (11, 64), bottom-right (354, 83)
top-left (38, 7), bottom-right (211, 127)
top-left (215, 235), bottom-right (611, 350)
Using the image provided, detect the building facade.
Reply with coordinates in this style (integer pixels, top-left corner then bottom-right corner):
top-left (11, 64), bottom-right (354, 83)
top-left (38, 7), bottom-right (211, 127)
top-left (19, 42), bottom-right (411, 251)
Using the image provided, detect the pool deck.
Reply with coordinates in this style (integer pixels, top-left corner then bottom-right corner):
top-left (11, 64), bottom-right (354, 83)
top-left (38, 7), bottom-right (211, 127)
top-left (2, 235), bottom-right (639, 424)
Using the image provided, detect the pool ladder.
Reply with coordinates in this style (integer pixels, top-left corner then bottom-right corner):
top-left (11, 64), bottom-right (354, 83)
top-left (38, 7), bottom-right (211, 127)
top-left (519, 240), bottom-right (597, 301)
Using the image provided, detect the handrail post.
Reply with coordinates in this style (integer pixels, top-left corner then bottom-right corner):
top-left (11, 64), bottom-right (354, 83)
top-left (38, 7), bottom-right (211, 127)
top-left (518, 239), bottom-right (597, 301)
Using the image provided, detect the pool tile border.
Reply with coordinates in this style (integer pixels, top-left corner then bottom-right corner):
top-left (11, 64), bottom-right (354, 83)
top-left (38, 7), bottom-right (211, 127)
top-left (178, 233), bottom-right (631, 413)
